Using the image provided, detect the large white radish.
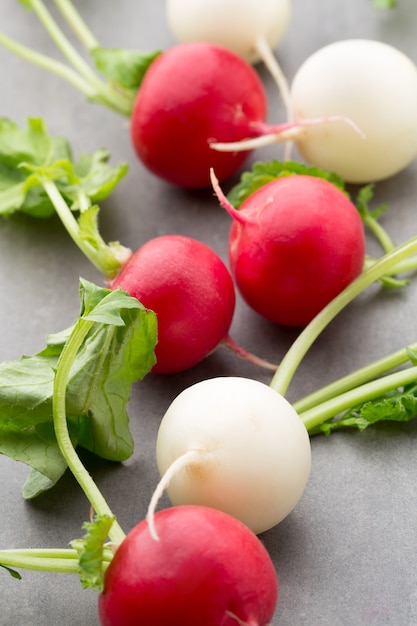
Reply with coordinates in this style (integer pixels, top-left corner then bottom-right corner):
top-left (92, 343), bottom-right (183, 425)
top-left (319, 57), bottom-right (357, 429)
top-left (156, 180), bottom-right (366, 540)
top-left (149, 376), bottom-right (311, 535)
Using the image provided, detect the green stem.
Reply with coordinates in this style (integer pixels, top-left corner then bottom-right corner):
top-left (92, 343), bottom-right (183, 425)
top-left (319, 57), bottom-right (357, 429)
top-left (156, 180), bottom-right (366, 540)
top-left (52, 0), bottom-right (99, 50)
top-left (29, 0), bottom-right (104, 88)
top-left (0, 32), bottom-right (95, 97)
top-left (0, 547), bottom-right (113, 574)
top-left (300, 365), bottom-right (417, 433)
top-left (52, 317), bottom-right (126, 544)
top-left (270, 236), bottom-right (417, 397)
top-left (40, 178), bottom-right (127, 278)
top-left (362, 213), bottom-right (395, 254)
top-left (0, 548), bottom-right (112, 574)
top-left (5, 1), bottom-right (133, 115)
top-left (293, 343), bottom-right (417, 414)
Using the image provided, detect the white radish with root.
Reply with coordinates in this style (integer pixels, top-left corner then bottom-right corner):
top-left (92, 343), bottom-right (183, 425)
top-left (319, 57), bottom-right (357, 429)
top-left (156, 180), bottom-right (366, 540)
top-left (166, 0), bottom-right (293, 120)
top-left (212, 39), bottom-right (417, 184)
top-left (147, 376), bottom-right (311, 537)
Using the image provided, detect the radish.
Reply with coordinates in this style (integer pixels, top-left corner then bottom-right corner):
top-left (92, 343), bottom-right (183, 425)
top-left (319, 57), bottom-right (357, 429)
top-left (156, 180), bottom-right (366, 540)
top-left (213, 39), bottom-right (417, 183)
top-left (166, 0), bottom-right (293, 119)
top-left (211, 170), bottom-right (366, 327)
top-left (110, 234), bottom-right (236, 374)
top-left (98, 505), bottom-right (279, 626)
top-left (149, 377), bottom-right (311, 535)
top-left (130, 42), bottom-right (268, 188)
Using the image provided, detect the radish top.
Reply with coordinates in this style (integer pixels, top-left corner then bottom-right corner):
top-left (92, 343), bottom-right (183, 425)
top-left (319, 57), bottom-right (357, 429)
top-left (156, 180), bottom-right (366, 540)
top-left (166, 0), bottom-right (291, 64)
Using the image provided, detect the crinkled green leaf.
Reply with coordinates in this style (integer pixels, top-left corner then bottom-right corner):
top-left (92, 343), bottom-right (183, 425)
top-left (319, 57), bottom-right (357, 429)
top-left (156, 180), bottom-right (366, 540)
top-left (227, 160), bottom-right (347, 208)
top-left (0, 117), bottom-right (127, 218)
top-left (0, 279), bottom-right (157, 498)
top-left (71, 515), bottom-right (115, 591)
top-left (318, 383), bottom-right (417, 435)
top-left (91, 46), bottom-right (160, 90)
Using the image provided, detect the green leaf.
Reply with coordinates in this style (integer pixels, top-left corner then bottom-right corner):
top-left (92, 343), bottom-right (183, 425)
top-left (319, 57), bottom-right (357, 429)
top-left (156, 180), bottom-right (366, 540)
top-left (71, 515), bottom-right (115, 591)
top-left (91, 47), bottom-right (160, 91)
top-left (0, 117), bottom-right (127, 218)
top-left (318, 384), bottom-right (417, 435)
top-left (227, 160), bottom-right (347, 208)
top-left (0, 279), bottom-right (157, 497)
top-left (0, 564), bottom-right (22, 580)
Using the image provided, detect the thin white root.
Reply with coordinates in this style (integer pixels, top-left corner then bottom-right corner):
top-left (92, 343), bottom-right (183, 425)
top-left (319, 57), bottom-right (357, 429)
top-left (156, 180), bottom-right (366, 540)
top-left (210, 115), bottom-right (365, 154)
top-left (255, 35), bottom-right (292, 122)
top-left (146, 449), bottom-right (205, 542)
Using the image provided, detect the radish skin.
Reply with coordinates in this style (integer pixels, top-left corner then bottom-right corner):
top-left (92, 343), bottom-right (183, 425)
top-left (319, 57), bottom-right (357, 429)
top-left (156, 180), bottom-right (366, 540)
top-left (98, 505), bottom-right (278, 626)
top-left (154, 377), bottom-right (311, 534)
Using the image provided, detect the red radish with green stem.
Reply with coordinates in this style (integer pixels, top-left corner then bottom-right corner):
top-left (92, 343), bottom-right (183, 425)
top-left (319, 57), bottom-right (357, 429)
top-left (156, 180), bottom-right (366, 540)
top-left (0, 118), bottom-right (277, 374)
top-left (211, 169), bottom-right (366, 327)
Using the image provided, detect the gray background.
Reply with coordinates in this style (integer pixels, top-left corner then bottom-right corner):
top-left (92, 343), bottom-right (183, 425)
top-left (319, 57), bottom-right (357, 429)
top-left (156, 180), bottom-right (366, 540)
top-left (1, 1), bottom-right (417, 625)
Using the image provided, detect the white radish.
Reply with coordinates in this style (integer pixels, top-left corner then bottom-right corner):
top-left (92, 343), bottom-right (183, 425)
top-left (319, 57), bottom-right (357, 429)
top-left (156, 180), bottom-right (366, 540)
top-left (166, 0), bottom-right (292, 118)
top-left (149, 376), bottom-right (311, 535)
top-left (290, 39), bottom-right (417, 183)
top-left (212, 39), bottom-right (417, 184)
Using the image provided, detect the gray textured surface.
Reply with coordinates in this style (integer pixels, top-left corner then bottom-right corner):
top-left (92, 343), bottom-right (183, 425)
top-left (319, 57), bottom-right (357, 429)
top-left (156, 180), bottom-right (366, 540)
top-left (1, 1), bottom-right (417, 625)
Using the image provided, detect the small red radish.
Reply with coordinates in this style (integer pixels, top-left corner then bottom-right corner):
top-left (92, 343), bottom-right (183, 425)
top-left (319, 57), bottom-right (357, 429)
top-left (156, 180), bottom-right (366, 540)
top-left (98, 505), bottom-right (278, 626)
top-left (130, 42), bottom-right (268, 188)
top-left (110, 234), bottom-right (236, 374)
top-left (211, 170), bottom-right (366, 327)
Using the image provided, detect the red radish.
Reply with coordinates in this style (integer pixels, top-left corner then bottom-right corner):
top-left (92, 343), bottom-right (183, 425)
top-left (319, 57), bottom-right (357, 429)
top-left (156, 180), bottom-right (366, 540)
top-left (130, 42), bottom-right (268, 188)
top-left (110, 234), bottom-right (236, 374)
top-left (211, 170), bottom-right (366, 327)
top-left (98, 505), bottom-right (278, 626)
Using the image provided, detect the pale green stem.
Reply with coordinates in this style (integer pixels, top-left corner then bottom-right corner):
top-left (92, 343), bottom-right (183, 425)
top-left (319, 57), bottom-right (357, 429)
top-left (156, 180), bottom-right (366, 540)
top-left (52, 317), bottom-right (126, 544)
top-left (29, 0), bottom-right (104, 88)
top-left (0, 548), bottom-right (112, 574)
top-left (293, 343), bottom-right (417, 414)
top-left (362, 213), bottom-right (396, 254)
top-left (13, 0), bottom-right (132, 115)
top-left (40, 178), bottom-right (125, 277)
top-left (52, 0), bottom-right (99, 50)
top-left (0, 548), bottom-right (113, 574)
top-left (270, 236), bottom-right (417, 397)
top-left (300, 365), bottom-right (417, 433)
top-left (0, 32), bottom-right (95, 97)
